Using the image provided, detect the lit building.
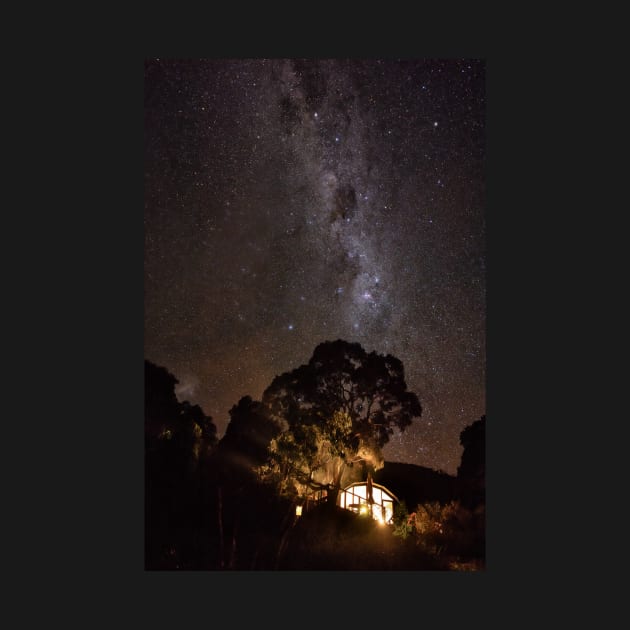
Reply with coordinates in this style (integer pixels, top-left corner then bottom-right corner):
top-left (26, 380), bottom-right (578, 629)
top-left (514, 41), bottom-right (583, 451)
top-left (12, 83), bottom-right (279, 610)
top-left (337, 475), bottom-right (398, 525)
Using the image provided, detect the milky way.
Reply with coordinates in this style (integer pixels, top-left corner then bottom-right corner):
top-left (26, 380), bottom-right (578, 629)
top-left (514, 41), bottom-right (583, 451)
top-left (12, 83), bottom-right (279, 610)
top-left (144, 59), bottom-right (485, 474)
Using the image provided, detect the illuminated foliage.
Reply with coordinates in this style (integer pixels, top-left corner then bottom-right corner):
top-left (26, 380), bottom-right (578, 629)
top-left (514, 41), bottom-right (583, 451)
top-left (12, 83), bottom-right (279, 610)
top-left (392, 499), bottom-right (484, 562)
top-left (392, 501), bottom-right (414, 539)
top-left (411, 501), bottom-right (459, 536)
top-left (260, 340), bottom-right (422, 500)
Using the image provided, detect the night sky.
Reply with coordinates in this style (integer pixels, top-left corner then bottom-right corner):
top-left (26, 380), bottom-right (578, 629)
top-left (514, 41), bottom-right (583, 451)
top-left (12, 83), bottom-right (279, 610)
top-left (144, 58), bottom-right (485, 475)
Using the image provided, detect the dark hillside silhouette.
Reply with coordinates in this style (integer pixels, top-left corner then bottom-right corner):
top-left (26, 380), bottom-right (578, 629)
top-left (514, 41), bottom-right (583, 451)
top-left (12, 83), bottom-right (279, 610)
top-left (374, 461), bottom-right (459, 507)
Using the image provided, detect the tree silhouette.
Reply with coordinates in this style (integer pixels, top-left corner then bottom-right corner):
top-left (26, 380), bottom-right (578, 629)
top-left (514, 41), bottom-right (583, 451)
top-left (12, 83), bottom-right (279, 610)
top-left (209, 396), bottom-right (293, 569)
top-left (457, 415), bottom-right (485, 480)
top-left (144, 360), bottom-right (218, 568)
top-left (145, 360), bottom-right (180, 442)
top-left (218, 396), bottom-right (282, 470)
top-left (457, 415), bottom-right (485, 509)
top-left (145, 361), bottom-right (217, 473)
top-left (260, 340), bottom-right (422, 505)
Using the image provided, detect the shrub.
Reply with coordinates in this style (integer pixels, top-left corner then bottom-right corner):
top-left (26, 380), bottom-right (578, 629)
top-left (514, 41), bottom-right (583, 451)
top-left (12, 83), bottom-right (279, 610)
top-left (407, 500), bottom-right (485, 561)
top-left (392, 501), bottom-right (414, 539)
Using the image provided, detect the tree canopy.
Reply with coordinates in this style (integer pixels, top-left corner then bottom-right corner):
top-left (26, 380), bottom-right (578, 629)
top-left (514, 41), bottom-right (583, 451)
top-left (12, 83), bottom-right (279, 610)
top-left (259, 340), bottom-right (422, 500)
top-left (144, 360), bottom-right (218, 568)
top-left (217, 395), bottom-right (283, 472)
top-left (457, 415), bottom-right (485, 509)
top-left (457, 415), bottom-right (485, 481)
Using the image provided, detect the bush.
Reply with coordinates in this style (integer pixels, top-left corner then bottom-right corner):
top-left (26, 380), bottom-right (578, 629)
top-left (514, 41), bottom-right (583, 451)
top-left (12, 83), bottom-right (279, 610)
top-left (405, 500), bottom-right (485, 563)
top-left (392, 501), bottom-right (414, 539)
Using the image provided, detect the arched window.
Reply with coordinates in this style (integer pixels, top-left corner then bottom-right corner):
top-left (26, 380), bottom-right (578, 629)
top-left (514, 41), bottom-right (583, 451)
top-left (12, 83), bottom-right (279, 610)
top-left (338, 482), bottom-right (398, 525)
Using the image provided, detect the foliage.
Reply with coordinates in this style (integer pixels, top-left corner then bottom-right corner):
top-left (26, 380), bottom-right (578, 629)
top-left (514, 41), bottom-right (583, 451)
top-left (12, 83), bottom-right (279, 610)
top-left (457, 415), bottom-right (486, 509)
top-left (457, 415), bottom-right (485, 480)
top-left (144, 360), bottom-right (218, 569)
top-left (412, 500), bottom-right (458, 536)
top-left (219, 395), bottom-right (282, 470)
top-left (144, 357), bottom-right (484, 570)
top-left (260, 340), bottom-right (422, 499)
top-left (402, 500), bottom-right (485, 561)
top-left (145, 361), bottom-right (217, 463)
top-left (278, 504), bottom-right (444, 570)
top-left (392, 500), bottom-right (414, 539)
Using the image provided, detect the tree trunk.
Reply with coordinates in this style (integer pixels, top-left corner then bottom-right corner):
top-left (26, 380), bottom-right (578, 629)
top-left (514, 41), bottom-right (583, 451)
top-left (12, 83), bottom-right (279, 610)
top-left (275, 502), bottom-right (298, 569)
top-left (228, 519), bottom-right (238, 569)
top-left (327, 484), bottom-right (340, 508)
top-left (326, 460), bottom-right (345, 507)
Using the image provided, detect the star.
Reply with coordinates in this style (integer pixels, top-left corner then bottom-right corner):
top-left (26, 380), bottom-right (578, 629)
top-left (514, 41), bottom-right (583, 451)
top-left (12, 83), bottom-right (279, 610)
top-left (145, 58), bottom-right (486, 474)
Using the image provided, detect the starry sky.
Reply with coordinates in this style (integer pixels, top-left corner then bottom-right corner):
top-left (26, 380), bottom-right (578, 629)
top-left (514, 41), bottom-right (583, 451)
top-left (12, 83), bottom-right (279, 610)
top-left (144, 58), bottom-right (485, 475)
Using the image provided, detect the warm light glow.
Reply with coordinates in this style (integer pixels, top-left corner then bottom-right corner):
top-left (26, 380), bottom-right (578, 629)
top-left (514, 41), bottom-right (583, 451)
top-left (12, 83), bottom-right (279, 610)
top-left (339, 482), bottom-right (396, 524)
top-left (295, 505), bottom-right (302, 516)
